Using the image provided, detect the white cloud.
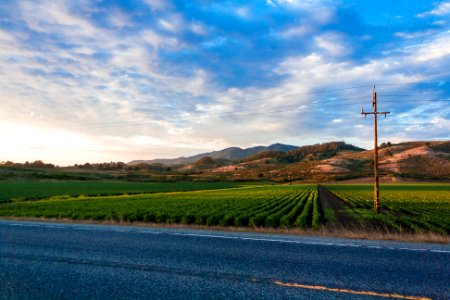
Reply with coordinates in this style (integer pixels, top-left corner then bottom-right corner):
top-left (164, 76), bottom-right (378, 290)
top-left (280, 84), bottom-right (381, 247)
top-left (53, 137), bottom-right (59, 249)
top-left (281, 25), bottom-right (311, 38)
top-left (314, 32), bottom-right (350, 57)
top-left (0, 1), bottom-right (224, 164)
top-left (158, 19), bottom-right (178, 32)
top-left (395, 31), bottom-right (426, 40)
top-left (1, 0), bottom-right (449, 164)
top-left (417, 2), bottom-right (450, 18)
top-left (19, 0), bottom-right (99, 38)
top-left (235, 6), bottom-right (251, 19)
top-left (276, 29), bottom-right (450, 86)
top-left (272, 0), bottom-right (335, 24)
top-left (412, 31), bottom-right (450, 62)
top-left (143, 0), bottom-right (172, 11)
top-left (140, 29), bottom-right (180, 50)
top-left (158, 14), bottom-right (185, 33)
top-left (0, 29), bottom-right (17, 43)
top-left (190, 22), bottom-right (208, 35)
top-left (259, 30), bottom-right (450, 147)
top-left (108, 9), bottom-right (132, 29)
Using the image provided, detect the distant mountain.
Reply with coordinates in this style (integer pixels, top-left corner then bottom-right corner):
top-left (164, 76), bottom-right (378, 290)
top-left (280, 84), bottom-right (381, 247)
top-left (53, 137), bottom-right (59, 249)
top-left (128, 143), bottom-right (299, 165)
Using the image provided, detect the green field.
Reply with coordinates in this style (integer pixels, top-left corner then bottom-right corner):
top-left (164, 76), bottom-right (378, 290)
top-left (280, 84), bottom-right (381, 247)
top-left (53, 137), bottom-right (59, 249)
top-left (0, 184), bottom-right (321, 228)
top-left (324, 184), bottom-right (450, 234)
top-left (0, 181), bottom-right (248, 203)
top-left (0, 181), bottom-right (449, 234)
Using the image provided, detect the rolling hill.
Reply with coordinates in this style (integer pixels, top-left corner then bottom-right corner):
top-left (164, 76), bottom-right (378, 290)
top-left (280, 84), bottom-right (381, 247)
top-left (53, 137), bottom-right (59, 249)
top-left (165, 140), bottom-right (449, 182)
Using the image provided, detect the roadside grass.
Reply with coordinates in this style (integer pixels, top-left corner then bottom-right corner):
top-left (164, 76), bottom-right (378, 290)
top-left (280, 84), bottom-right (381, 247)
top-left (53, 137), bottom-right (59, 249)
top-left (2, 216), bottom-right (449, 244)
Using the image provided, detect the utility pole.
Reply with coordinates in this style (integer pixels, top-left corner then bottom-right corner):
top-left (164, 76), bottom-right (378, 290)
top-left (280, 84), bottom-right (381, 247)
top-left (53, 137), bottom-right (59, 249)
top-left (361, 85), bottom-right (390, 214)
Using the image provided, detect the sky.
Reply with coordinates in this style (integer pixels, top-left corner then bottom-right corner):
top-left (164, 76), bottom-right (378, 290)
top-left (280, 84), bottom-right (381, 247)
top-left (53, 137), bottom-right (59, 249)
top-left (1, 0), bottom-right (449, 165)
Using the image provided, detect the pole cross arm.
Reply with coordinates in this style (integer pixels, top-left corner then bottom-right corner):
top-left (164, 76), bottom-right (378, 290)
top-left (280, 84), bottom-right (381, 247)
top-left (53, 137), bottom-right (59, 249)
top-left (361, 111), bottom-right (390, 116)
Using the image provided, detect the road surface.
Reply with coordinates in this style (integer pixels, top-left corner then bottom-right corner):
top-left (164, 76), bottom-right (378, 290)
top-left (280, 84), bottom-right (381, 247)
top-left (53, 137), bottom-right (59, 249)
top-left (1, 220), bottom-right (449, 299)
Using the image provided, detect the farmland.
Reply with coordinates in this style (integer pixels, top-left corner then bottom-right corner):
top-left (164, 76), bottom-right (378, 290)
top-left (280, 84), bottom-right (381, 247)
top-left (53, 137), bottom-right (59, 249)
top-left (324, 184), bottom-right (450, 234)
top-left (0, 184), bottom-right (321, 228)
top-left (0, 181), bottom-right (248, 203)
top-left (0, 181), bottom-right (449, 235)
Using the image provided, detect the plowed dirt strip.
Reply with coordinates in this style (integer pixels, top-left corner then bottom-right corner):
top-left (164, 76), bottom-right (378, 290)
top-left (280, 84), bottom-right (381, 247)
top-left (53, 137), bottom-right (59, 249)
top-left (318, 185), bottom-right (358, 226)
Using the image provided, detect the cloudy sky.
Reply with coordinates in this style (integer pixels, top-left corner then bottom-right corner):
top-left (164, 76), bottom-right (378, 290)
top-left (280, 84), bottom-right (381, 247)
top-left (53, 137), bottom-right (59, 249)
top-left (1, 0), bottom-right (449, 165)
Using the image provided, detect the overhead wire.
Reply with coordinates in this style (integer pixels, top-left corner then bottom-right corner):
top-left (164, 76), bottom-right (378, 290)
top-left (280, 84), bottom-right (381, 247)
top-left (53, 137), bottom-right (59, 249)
top-left (31, 84), bottom-right (373, 129)
top-left (14, 94), bottom-right (372, 131)
top-left (6, 66), bottom-right (448, 130)
top-left (10, 85), bottom-right (450, 131)
top-left (210, 84), bottom-right (372, 104)
top-left (60, 95), bottom-right (371, 129)
top-left (371, 0), bottom-right (396, 77)
top-left (415, 0), bottom-right (444, 54)
top-left (380, 0), bottom-right (396, 46)
top-left (377, 81), bottom-right (449, 86)
top-left (23, 87), bottom-right (373, 129)
top-left (380, 99), bottom-right (450, 103)
top-left (378, 94), bottom-right (450, 97)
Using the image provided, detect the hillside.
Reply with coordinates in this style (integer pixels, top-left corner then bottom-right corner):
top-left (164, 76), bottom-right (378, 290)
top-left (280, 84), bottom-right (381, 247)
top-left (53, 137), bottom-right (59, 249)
top-left (241, 141), bottom-right (365, 163)
top-left (288, 140), bottom-right (450, 181)
top-left (180, 140), bottom-right (449, 182)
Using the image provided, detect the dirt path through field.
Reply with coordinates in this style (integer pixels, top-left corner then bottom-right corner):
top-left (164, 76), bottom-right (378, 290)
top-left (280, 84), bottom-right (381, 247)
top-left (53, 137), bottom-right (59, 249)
top-left (318, 185), bottom-right (359, 228)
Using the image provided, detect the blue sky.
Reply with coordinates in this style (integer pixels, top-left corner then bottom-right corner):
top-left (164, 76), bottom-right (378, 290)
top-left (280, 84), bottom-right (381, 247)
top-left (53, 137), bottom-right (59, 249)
top-left (1, 0), bottom-right (449, 165)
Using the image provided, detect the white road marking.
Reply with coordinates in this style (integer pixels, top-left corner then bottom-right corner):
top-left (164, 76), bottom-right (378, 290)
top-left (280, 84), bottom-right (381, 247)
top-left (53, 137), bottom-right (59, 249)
top-left (2, 221), bottom-right (450, 254)
top-left (429, 249), bottom-right (450, 253)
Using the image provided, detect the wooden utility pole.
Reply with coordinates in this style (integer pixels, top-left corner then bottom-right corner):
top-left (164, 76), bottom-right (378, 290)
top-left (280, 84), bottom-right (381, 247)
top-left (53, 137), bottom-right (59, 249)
top-left (361, 85), bottom-right (390, 214)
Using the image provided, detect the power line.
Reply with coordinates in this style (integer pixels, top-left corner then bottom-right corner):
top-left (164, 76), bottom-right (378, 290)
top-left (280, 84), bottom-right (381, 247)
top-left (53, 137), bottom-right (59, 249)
top-left (377, 81), bottom-right (449, 86)
top-left (14, 95), bottom-right (371, 131)
top-left (204, 95), bottom-right (368, 116)
top-left (33, 94), bottom-right (371, 129)
top-left (220, 84), bottom-right (372, 104)
top-left (67, 96), bottom-right (370, 129)
top-left (8, 83), bottom-right (449, 131)
top-left (380, 0), bottom-right (396, 45)
top-left (45, 85), bottom-right (373, 128)
top-left (379, 94), bottom-right (450, 97)
top-left (10, 94), bottom-right (449, 131)
top-left (380, 99), bottom-right (450, 103)
top-left (415, 0), bottom-right (444, 54)
top-left (373, 0), bottom-right (396, 64)
top-left (90, 97), bottom-right (447, 123)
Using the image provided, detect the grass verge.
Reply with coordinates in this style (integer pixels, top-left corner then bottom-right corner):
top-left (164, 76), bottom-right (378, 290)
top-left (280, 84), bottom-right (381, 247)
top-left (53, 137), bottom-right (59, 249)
top-left (1, 216), bottom-right (448, 244)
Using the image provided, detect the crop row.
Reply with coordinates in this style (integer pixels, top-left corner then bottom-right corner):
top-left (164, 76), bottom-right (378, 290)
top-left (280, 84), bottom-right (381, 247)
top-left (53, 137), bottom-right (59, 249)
top-left (0, 181), bottom-right (248, 203)
top-left (0, 185), bottom-right (322, 229)
top-left (324, 184), bottom-right (450, 234)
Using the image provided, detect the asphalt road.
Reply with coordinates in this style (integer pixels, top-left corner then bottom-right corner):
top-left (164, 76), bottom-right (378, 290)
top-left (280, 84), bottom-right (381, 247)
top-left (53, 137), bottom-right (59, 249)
top-left (0, 220), bottom-right (449, 300)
